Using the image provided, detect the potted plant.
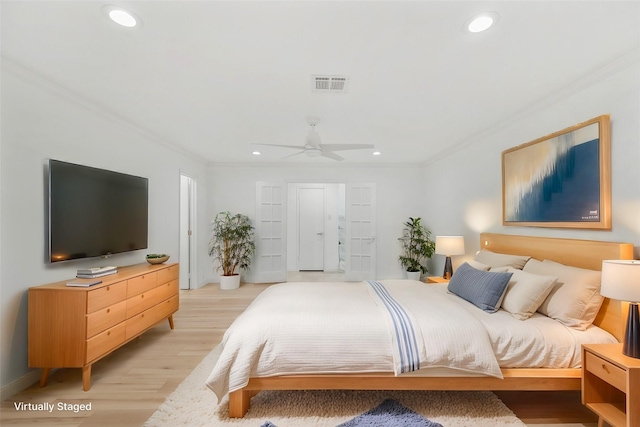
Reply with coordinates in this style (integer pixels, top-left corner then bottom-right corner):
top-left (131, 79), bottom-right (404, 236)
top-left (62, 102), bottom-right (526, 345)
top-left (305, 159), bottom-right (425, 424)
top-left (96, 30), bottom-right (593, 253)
top-left (209, 211), bottom-right (256, 290)
top-left (398, 217), bottom-right (435, 280)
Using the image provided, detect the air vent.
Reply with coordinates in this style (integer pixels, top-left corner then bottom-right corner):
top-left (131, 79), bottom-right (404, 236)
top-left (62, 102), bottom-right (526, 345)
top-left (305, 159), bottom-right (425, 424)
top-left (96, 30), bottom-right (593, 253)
top-left (312, 75), bottom-right (349, 93)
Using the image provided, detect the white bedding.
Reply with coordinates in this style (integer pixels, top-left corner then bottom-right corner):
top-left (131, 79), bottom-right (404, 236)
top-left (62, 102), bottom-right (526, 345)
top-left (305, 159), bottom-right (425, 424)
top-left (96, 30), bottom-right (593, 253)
top-left (205, 280), bottom-right (617, 402)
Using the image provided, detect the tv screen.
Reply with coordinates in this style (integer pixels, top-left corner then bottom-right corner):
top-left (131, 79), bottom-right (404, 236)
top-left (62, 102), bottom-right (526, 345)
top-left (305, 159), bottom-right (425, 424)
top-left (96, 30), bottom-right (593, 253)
top-left (47, 159), bottom-right (148, 263)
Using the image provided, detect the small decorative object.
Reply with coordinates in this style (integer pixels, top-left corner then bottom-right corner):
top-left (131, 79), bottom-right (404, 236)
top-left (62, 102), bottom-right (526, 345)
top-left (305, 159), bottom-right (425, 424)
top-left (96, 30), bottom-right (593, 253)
top-left (435, 236), bottom-right (466, 279)
top-left (146, 254), bottom-right (170, 264)
top-left (398, 217), bottom-right (435, 279)
top-left (600, 260), bottom-right (640, 359)
top-left (209, 211), bottom-right (255, 290)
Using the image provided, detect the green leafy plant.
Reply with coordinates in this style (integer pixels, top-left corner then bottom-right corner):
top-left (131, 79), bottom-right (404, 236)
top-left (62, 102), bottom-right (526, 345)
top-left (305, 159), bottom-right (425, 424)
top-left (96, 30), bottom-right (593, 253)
top-left (209, 211), bottom-right (256, 276)
top-left (398, 217), bottom-right (435, 274)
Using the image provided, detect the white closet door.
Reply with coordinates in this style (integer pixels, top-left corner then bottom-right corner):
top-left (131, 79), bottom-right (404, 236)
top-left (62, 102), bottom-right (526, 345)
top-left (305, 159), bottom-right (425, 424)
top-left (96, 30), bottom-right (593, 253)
top-left (345, 183), bottom-right (376, 281)
top-left (298, 187), bottom-right (324, 271)
top-left (255, 182), bottom-right (287, 283)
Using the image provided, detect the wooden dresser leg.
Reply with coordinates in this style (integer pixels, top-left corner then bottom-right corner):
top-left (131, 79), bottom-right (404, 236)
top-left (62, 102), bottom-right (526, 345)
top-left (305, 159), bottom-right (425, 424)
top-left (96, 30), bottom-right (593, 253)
top-left (228, 389), bottom-right (252, 418)
top-left (39, 368), bottom-right (51, 388)
top-left (82, 365), bottom-right (91, 391)
top-left (168, 315), bottom-right (175, 330)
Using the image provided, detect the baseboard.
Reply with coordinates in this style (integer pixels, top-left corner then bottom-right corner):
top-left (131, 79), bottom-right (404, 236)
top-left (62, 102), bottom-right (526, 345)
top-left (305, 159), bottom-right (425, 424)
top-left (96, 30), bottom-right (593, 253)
top-left (0, 370), bottom-right (41, 401)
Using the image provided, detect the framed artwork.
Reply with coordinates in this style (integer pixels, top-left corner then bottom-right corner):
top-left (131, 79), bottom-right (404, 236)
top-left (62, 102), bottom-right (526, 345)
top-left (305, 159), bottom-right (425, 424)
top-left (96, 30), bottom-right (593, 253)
top-left (502, 115), bottom-right (611, 229)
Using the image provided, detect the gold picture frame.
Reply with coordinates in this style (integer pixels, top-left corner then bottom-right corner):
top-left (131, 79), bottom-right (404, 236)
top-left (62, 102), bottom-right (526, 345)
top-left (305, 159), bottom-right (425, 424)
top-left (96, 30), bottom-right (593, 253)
top-left (502, 115), bottom-right (611, 229)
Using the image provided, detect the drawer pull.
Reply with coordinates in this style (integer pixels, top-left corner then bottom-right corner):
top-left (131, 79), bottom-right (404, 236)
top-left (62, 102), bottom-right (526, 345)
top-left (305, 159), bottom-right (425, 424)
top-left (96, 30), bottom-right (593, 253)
top-left (602, 364), bottom-right (609, 373)
top-left (106, 287), bottom-right (110, 291)
top-left (107, 308), bottom-right (110, 314)
top-left (141, 294), bottom-right (144, 299)
top-left (107, 331), bottom-right (111, 336)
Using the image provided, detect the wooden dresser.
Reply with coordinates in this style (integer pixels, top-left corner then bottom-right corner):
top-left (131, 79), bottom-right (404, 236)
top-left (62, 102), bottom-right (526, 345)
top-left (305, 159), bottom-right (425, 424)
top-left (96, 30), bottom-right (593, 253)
top-left (28, 262), bottom-right (179, 391)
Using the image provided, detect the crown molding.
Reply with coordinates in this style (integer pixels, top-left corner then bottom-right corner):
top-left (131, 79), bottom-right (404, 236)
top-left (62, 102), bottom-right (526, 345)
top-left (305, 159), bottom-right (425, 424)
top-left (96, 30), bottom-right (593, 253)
top-left (1, 56), bottom-right (207, 165)
top-left (423, 47), bottom-right (640, 166)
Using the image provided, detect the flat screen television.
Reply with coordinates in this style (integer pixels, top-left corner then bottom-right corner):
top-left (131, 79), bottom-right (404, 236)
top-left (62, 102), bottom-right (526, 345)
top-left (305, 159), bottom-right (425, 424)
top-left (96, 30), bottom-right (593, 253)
top-left (47, 159), bottom-right (148, 263)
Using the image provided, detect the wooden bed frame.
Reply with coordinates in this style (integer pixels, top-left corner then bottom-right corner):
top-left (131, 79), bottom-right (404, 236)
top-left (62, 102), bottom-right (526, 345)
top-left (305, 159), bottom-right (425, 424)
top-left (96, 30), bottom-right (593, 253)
top-left (228, 233), bottom-right (634, 417)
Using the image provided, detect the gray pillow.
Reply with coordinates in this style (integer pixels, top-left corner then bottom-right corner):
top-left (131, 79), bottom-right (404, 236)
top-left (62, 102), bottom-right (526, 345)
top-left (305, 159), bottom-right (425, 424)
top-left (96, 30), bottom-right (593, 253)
top-left (447, 263), bottom-right (513, 313)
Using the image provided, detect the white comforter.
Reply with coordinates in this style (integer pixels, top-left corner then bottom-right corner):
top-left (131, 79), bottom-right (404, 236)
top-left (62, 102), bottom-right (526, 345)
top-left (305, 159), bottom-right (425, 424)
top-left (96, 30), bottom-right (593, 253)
top-left (205, 280), bottom-right (616, 402)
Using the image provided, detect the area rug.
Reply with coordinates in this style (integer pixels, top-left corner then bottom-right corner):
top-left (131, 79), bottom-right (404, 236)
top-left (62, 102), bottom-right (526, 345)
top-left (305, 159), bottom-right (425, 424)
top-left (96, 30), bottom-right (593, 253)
top-left (261, 398), bottom-right (444, 427)
top-left (144, 345), bottom-right (527, 427)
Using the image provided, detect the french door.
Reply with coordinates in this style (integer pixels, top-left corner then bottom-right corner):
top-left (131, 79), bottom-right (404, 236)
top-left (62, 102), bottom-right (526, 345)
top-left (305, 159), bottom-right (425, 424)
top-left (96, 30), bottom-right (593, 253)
top-left (345, 183), bottom-right (377, 281)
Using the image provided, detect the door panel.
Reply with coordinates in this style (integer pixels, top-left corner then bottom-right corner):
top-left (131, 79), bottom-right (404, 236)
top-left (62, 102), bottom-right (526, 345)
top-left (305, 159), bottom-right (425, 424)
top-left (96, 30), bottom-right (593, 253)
top-left (298, 188), bottom-right (324, 270)
top-left (255, 182), bottom-right (287, 283)
top-left (345, 183), bottom-right (376, 281)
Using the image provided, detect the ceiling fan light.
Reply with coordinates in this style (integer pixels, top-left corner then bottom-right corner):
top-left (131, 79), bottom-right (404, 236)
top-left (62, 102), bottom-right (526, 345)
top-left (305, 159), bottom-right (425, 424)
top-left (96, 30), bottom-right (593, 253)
top-left (103, 5), bottom-right (141, 28)
top-left (306, 148), bottom-right (322, 157)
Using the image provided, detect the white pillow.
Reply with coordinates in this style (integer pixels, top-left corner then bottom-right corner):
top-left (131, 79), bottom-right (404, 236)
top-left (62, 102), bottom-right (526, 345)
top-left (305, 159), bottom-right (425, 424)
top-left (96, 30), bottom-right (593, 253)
top-left (501, 267), bottom-right (557, 320)
top-left (466, 259), bottom-right (491, 271)
top-left (474, 249), bottom-right (531, 270)
top-left (523, 259), bottom-right (603, 330)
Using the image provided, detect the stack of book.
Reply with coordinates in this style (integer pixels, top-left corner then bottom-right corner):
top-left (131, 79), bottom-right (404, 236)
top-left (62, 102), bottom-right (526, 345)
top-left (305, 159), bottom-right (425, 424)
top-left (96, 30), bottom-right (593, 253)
top-left (76, 266), bottom-right (118, 278)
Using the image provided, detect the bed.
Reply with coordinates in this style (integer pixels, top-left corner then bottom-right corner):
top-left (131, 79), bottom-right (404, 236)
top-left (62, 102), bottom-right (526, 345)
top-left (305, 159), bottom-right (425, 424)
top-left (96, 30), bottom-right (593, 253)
top-left (206, 233), bottom-right (634, 418)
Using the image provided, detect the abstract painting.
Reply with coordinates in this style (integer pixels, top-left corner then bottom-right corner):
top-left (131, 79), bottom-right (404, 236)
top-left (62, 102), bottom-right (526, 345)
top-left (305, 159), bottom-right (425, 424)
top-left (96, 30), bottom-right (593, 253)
top-left (502, 115), bottom-right (611, 229)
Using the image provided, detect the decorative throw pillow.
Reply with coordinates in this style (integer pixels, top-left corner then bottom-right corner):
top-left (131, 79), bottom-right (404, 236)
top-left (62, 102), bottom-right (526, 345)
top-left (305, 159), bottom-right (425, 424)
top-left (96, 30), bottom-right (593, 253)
top-left (501, 267), bottom-right (558, 320)
top-left (447, 263), bottom-right (513, 313)
top-left (523, 259), bottom-right (603, 329)
top-left (474, 249), bottom-right (531, 270)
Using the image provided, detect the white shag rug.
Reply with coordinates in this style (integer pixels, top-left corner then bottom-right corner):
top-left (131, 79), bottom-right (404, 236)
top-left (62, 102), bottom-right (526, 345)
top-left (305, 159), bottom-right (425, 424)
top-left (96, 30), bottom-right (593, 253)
top-left (145, 345), bottom-right (527, 427)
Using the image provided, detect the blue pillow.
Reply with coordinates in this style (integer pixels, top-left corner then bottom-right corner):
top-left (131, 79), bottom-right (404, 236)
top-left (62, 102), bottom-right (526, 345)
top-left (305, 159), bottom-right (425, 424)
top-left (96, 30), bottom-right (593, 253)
top-left (447, 263), bottom-right (513, 313)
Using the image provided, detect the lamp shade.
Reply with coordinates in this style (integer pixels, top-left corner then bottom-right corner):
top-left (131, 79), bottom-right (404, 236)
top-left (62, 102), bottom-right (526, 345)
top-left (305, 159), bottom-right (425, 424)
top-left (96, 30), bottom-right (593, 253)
top-left (435, 236), bottom-right (465, 256)
top-left (601, 260), bottom-right (640, 303)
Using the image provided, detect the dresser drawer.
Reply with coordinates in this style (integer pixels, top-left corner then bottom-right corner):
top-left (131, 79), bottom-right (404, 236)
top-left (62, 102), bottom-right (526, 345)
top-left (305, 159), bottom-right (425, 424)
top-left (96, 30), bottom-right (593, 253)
top-left (127, 272), bottom-right (157, 297)
top-left (157, 264), bottom-right (179, 284)
top-left (156, 279), bottom-right (179, 302)
top-left (87, 281), bottom-right (127, 313)
top-left (126, 286), bottom-right (159, 318)
top-left (86, 300), bottom-right (127, 338)
top-left (585, 351), bottom-right (627, 392)
top-left (86, 322), bottom-right (126, 363)
top-left (156, 295), bottom-right (179, 319)
top-left (125, 307), bottom-right (158, 340)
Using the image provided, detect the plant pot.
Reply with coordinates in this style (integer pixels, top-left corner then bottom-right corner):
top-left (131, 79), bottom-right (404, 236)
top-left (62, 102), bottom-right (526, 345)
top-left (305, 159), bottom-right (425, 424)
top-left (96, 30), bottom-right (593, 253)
top-left (406, 271), bottom-right (421, 281)
top-left (220, 274), bottom-right (240, 290)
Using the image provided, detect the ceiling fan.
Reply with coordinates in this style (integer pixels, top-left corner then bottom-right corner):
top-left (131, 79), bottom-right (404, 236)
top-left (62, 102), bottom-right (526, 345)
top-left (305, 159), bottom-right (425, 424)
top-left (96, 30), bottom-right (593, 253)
top-left (254, 117), bottom-right (374, 161)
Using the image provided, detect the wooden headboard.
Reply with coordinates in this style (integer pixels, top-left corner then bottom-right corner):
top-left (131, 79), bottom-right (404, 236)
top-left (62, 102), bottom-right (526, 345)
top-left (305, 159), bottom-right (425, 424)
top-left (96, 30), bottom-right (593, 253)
top-left (479, 233), bottom-right (634, 341)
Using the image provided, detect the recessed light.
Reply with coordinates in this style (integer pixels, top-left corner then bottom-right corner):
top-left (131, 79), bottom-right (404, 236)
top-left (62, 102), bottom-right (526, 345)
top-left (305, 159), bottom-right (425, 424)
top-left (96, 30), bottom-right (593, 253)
top-left (103, 5), bottom-right (141, 28)
top-left (252, 151), bottom-right (261, 156)
top-left (372, 151), bottom-right (381, 156)
top-left (467, 12), bottom-right (498, 33)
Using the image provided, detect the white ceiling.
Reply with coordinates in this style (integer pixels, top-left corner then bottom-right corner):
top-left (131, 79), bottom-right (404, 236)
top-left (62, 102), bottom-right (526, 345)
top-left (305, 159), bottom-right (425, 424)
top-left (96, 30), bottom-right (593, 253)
top-left (2, 1), bottom-right (639, 164)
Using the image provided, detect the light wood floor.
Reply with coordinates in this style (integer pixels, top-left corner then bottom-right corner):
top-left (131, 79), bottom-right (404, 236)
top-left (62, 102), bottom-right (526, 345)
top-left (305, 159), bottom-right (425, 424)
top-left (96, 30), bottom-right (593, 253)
top-left (1, 280), bottom-right (598, 427)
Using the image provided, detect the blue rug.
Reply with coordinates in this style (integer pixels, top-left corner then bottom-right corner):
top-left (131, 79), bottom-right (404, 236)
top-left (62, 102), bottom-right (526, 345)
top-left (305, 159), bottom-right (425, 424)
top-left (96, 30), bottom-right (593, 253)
top-left (261, 398), bottom-right (443, 427)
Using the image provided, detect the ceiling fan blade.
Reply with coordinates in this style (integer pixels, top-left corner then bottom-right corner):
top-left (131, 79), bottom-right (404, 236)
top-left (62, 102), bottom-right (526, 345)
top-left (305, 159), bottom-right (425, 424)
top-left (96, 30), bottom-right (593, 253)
top-left (252, 143), bottom-right (306, 150)
top-left (320, 144), bottom-right (375, 152)
top-left (282, 150), bottom-right (307, 159)
top-left (320, 150), bottom-right (344, 161)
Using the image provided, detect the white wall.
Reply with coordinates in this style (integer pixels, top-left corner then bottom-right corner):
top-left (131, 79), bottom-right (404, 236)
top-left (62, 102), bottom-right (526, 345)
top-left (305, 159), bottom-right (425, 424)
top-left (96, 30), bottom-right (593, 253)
top-left (424, 56), bottom-right (640, 275)
top-left (206, 163), bottom-right (426, 283)
top-left (0, 62), bottom-right (210, 394)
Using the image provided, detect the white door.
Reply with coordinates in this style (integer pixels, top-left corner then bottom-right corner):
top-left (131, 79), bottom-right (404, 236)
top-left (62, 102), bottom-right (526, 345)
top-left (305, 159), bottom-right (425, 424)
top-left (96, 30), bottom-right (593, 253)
top-left (255, 182), bottom-right (287, 283)
top-left (345, 183), bottom-right (376, 281)
top-left (298, 187), bottom-right (324, 271)
top-left (179, 174), bottom-right (196, 290)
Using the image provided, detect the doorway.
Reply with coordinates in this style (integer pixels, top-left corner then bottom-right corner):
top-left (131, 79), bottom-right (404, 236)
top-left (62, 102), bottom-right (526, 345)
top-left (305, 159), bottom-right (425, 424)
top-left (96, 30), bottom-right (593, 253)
top-left (179, 174), bottom-right (196, 290)
top-left (287, 183), bottom-right (345, 273)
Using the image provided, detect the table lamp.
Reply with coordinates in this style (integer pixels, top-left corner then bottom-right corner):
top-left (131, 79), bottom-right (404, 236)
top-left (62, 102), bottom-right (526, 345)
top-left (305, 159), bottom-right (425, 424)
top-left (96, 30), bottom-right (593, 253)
top-left (600, 260), bottom-right (640, 359)
top-left (435, 236), bottom-right (465, 279)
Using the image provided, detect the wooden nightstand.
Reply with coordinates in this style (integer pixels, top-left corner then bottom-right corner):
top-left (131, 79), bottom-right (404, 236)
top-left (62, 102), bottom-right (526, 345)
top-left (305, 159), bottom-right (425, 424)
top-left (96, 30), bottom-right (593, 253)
top-left (582, 343), bottom-right (640, 427)
top-left (426, 276), bottom-right (449, 284)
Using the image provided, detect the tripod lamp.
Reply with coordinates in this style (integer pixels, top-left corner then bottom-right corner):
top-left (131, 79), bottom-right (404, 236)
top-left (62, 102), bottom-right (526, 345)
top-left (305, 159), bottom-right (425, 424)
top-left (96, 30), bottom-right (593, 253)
top-left (600, 260), bottom-right (640, 359)
top-left (435, 236), bottom-right (465, 280)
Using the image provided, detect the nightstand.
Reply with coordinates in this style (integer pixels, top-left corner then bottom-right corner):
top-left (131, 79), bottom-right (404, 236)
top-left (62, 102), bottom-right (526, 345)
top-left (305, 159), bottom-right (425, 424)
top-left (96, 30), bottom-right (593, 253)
top-left (582, 343), bottom-right (640, 427)
top-left (426, 276), bottom-right (449, 284)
